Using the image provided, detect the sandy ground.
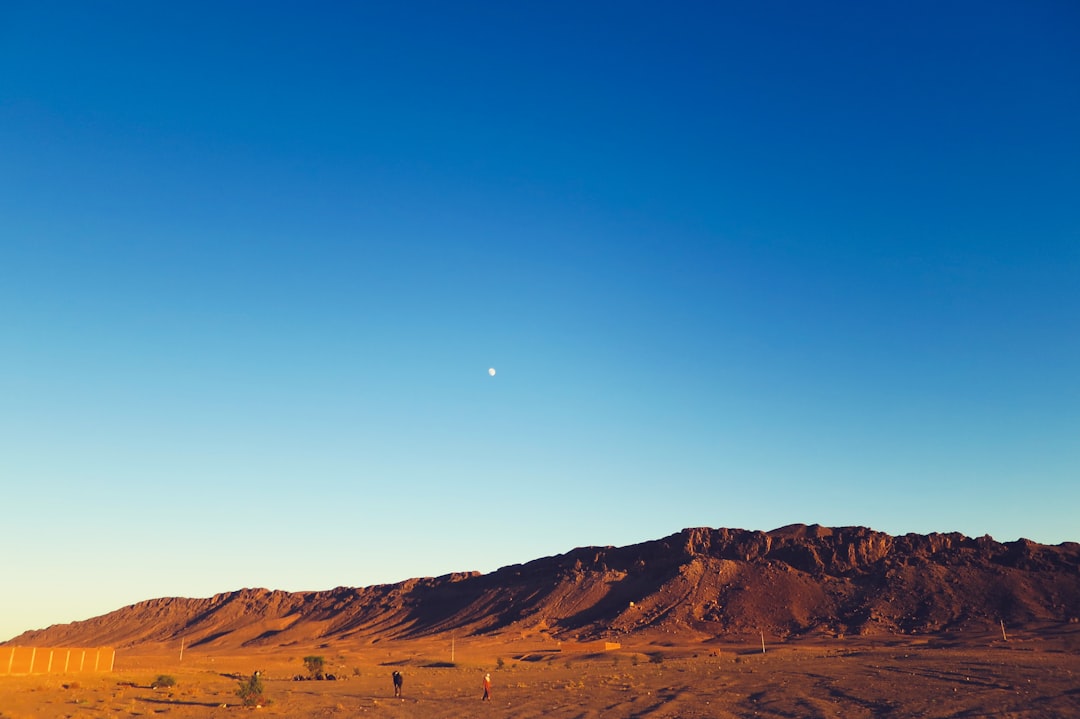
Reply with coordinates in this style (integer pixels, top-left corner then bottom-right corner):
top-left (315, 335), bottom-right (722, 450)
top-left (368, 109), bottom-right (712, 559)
top-left (2, 635), bottom-right (1078, 718)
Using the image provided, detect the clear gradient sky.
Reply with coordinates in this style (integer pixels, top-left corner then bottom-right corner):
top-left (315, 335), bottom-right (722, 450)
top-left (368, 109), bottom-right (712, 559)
top-left (2, 2), bottom-right (1078, 642)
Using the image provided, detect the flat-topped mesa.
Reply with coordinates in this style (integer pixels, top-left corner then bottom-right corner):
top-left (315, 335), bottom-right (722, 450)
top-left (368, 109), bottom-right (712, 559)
top-left (674, 525), bottom-right (1080, 575)
top-left (679, 526), bottom-right (769, 560)
top-left (769, 525), bottom-right (891, 571)
top-left (677, 525), bottom-right (894, 572)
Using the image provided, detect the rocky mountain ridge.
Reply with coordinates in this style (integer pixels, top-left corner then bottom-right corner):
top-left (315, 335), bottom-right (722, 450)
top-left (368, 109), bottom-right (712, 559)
top-left (8, 525), bottom-right (1079, 650)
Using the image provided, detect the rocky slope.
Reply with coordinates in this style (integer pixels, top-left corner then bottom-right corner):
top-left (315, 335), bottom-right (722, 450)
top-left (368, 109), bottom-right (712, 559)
top-left (8, 525), bottom-right (1080, 650)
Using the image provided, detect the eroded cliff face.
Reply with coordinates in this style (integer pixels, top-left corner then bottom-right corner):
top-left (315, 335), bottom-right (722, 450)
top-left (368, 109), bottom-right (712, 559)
top-left (8, 525), bottom-right (1079, 649)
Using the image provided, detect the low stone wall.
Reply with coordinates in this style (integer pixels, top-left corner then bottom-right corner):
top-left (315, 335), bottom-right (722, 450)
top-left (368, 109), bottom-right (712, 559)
top-left (558, 641), bottom-right (621, 653)
top-left (0, 646), bottom-right (115, 675)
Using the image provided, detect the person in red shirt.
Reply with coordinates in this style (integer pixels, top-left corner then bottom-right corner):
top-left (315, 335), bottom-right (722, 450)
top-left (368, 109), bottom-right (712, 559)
top-left (482, 672), bottom-right (492, 701)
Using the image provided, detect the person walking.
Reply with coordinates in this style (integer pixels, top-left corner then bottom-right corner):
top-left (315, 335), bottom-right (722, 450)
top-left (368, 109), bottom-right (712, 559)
top-left (392, 670), bottom-right (403, 698)
top-left (482, 672), bottom-right (492, 701)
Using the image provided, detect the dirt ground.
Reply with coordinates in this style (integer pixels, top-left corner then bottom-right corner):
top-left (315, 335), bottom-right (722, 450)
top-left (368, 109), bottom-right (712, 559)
top-left (2, 633), bottom-right (1078, 718)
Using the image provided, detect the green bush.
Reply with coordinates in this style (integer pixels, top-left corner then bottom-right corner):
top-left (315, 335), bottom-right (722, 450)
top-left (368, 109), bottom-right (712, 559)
top-left (236, 672), bottom-right (265, 707)
top-left (303, 655), bottom-right (325, 678)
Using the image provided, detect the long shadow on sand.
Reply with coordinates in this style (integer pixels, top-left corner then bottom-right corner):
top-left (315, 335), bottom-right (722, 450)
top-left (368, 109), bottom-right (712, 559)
top-left (137, 696), bottom-right (225, 708)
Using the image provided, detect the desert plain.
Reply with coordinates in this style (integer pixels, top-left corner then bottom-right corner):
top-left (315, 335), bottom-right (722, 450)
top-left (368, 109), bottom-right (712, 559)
top-left (3, 625), bottom-right (1079, 719)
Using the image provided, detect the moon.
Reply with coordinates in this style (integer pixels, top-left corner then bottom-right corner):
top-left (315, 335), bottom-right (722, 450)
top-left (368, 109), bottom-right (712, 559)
top-left (488, 368), bottom-right (496, 376)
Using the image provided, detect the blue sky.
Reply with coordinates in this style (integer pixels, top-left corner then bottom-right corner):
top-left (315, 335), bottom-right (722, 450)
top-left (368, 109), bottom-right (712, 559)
top-left (1, 1), bottom-right (1077, 641)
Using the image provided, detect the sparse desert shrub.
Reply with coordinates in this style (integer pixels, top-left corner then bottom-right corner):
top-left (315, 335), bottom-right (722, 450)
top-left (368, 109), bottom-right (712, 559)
top-left (496, 657), bottom-right (505, 670)
top-left (303, 655), bottom-right (326, 678)
top-left (151, 675), bottom-right (176, 689)
top-left (352, 666), bottom-right (362, 677)
top-left (648, 653), bottom-right (664, 665)
top-left (236, 672), bottom-right (265, 707)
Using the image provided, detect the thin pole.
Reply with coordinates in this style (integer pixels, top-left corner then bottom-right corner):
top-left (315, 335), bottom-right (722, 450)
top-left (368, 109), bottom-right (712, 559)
top-left (179, 638), bottom-right (185, 662)
top-left (1000, 620), bottom-right (1008, 641)
top-left (451, 636), bottom-right (455, 663)
top-left (760, 631), bottom-right (766, 654)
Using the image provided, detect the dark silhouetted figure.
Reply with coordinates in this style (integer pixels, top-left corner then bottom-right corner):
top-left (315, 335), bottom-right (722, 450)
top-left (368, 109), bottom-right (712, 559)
top-left (392, 670), bottom-right (403, 697)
